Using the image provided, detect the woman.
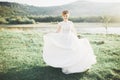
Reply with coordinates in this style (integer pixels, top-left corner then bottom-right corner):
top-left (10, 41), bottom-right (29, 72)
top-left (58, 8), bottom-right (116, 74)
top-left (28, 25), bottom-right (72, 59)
top-left (43, 10), bottom-right (97, 74)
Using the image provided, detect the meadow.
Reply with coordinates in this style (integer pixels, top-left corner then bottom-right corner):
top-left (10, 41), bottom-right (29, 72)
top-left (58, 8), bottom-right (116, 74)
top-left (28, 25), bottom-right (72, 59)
top-left (0, 1), bottom-right (120, 80)
top-left (0, 30), bottom-right (120, 80)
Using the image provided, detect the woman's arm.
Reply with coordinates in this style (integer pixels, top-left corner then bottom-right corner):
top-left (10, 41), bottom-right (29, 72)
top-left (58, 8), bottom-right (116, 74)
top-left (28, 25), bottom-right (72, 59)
top-left (71, 24), bottom-right (77, 36)
top-left (56, 25), bottom-right (61, 33)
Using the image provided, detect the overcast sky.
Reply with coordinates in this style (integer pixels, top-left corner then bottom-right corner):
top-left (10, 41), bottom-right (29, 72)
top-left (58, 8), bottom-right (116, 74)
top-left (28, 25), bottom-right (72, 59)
top-left (0, 0), bottom-right (78, 7)
top-left (0, 0), bottom-right (120, 7)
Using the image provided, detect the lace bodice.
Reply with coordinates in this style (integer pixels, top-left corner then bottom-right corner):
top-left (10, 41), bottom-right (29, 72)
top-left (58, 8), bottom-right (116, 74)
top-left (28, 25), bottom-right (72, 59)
top-left (58, 21), bottom-right (73, 34)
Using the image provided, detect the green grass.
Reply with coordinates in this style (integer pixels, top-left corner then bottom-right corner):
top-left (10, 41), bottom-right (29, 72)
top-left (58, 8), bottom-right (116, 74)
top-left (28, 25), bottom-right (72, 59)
top-left (0, 30), bottom-right (120, 80)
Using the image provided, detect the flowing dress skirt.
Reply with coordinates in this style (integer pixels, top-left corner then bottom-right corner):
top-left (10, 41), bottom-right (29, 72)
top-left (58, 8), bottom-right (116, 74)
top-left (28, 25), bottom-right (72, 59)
top-left (43, 32), bottom-right (96, 74)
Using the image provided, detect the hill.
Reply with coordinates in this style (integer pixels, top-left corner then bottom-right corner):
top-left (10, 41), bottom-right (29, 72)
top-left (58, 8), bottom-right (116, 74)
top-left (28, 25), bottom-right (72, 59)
top-left (0, 1), bottom-right (120, 17)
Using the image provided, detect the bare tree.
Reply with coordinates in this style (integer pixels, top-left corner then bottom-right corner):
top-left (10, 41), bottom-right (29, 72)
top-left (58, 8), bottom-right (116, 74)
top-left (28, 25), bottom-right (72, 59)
top-left (101, 15), bottom-right (112, 34)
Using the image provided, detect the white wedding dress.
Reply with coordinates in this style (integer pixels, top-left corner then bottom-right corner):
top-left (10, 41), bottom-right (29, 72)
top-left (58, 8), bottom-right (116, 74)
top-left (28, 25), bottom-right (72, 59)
top-left (43, 21), bottom-right (96, 74)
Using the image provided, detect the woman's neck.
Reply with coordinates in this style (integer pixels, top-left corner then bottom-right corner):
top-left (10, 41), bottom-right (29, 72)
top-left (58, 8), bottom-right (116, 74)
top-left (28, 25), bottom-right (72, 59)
top-left (63, 19), bottom-right (69, 22)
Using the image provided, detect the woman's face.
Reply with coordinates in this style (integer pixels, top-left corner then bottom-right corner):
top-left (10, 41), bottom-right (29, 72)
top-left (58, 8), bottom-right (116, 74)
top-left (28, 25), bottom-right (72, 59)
top-left (62, 13), bottom-right (69, 20)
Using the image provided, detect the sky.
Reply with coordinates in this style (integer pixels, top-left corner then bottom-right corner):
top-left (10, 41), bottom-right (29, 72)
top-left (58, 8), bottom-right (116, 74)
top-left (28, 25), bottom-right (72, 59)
top-left (88, 0), bottom-right (120, 3)
top-left (0, 0), bottom-right (120, 7)
top-left (0, 0), bottom-right (78, 7)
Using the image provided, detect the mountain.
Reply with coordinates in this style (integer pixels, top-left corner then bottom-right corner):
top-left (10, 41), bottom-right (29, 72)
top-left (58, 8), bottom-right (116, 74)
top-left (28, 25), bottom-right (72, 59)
top-left (0, 1), bottom-right (120, 17)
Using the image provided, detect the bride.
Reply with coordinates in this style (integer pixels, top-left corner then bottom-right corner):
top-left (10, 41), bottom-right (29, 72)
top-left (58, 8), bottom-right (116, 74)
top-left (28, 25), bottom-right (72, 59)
top-left (43, 10), bottom-right (97, 74)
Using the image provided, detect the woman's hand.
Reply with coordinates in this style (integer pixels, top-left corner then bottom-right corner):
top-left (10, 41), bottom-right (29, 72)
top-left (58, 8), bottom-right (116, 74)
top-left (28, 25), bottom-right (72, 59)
top-left (56, 25), bottom-right (61, 33)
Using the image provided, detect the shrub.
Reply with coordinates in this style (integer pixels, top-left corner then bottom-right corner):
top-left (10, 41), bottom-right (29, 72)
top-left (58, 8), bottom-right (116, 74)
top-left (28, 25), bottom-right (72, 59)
top-left (7, 16), bottom-right (35, 24)
top-left (0, 18), bottom-right (8, 24)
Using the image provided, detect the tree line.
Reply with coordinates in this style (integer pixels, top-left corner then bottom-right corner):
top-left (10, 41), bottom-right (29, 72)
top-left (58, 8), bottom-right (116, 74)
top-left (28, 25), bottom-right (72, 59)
top-left (0, 16), bottom-right (119, 24)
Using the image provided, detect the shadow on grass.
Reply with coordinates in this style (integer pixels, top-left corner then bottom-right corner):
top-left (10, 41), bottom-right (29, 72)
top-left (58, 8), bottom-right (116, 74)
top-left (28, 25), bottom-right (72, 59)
top-left (0, 66), bottom-right (88, 80)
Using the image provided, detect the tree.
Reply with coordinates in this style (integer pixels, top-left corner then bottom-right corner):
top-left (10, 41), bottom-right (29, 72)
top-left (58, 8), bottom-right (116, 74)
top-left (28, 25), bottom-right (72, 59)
top-left (101, 15), bottom-right (112, 34)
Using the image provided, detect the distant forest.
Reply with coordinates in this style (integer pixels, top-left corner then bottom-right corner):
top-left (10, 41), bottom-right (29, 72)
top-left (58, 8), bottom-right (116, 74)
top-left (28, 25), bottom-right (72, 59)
top-left (0, 16), bottom-right (119, 24)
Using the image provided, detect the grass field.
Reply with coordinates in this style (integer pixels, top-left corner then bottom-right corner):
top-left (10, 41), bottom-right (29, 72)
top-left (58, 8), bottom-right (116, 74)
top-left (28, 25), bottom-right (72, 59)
top-left (0, 30), bottom-right (120, 80)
